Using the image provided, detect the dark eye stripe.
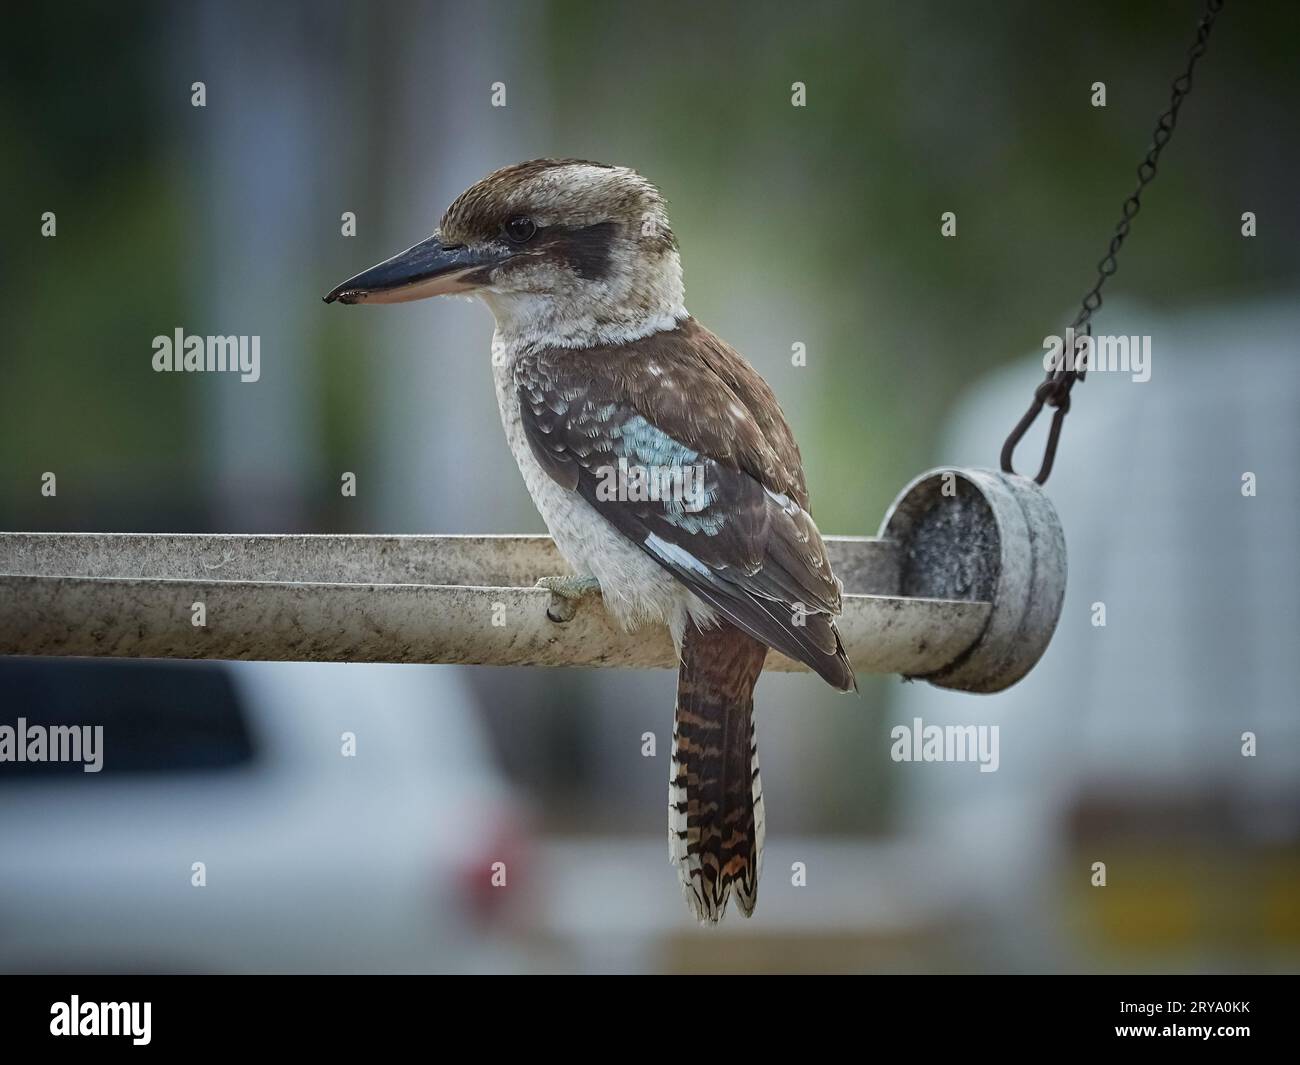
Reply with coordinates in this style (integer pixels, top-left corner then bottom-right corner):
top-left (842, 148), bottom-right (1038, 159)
top-left (494, 220), bottom-right (616, 281)
top-left (543, 220), bottom-right (615, 280)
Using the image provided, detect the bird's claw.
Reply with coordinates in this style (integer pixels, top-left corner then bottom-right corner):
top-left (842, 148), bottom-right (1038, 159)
top-left (535, 575), bottom-right (601, 623)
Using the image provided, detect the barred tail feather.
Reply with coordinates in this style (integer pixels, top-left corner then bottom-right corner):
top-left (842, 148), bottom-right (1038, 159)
top-left (669, 619), bottom-right (768, 923)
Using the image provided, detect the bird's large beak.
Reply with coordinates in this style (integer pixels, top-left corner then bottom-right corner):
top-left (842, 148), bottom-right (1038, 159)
top-left (322, 234), bottom-right (502, 305)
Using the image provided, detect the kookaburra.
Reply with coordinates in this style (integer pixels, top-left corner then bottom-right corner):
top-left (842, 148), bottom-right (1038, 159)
top-left (326, 159), bottom-right (855, 923)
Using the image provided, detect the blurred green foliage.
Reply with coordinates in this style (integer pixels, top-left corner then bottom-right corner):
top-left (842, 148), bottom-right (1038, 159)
top-left (4, 1), bottom-right (1297, 530)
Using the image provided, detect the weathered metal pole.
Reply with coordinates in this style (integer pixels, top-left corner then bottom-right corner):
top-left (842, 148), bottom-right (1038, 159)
top-left (0, 534), bottom-right (985, 676)
top-left (0, 469), bottom-right (1067, 693)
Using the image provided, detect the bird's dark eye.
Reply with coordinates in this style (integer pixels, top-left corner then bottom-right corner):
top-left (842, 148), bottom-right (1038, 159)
top-left (503, 216), bottom-right (537, 244)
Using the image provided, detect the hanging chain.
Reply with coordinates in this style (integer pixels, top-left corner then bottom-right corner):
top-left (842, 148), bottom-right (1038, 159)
top-left (1001, 0), bottom-right (1225, 484)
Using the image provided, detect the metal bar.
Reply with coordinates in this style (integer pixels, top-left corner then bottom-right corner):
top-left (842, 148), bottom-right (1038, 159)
top-left (0, 532), bottom-right (989, 676)
top-left (0, 532), bottom-right (899, 595)
top-left (0, 574), bottom-right (989, 675)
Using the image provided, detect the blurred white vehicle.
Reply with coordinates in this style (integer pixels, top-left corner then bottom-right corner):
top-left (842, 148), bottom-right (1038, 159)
top-left (0, 659), bottom-right (528, 973)
top-left (892, 296), bottom-right (1300, 972)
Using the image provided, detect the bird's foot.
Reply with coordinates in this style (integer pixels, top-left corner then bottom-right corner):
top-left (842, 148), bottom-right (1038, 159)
top-left (535, 574), bottom-right (601, 623)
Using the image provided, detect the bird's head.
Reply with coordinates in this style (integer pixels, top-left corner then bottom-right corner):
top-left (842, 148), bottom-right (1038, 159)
top-left (324, 159), bottom-right (685, 347)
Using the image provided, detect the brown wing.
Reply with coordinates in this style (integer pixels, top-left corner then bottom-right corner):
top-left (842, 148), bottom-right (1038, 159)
top-left (672, 318), bottom-right (811, 508)
top-left (516, 317), bottom-right (853, 690)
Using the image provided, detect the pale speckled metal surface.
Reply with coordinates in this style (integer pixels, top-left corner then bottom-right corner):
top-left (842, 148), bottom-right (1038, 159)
top-left (0, 573), bottom-right (988, 675)
top-left (0, 464), bottom-right (1066, 690)
top-left (0, 532), bottom-right (899, 593)
top-left (879, 468), bottom-right (1067, 692)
